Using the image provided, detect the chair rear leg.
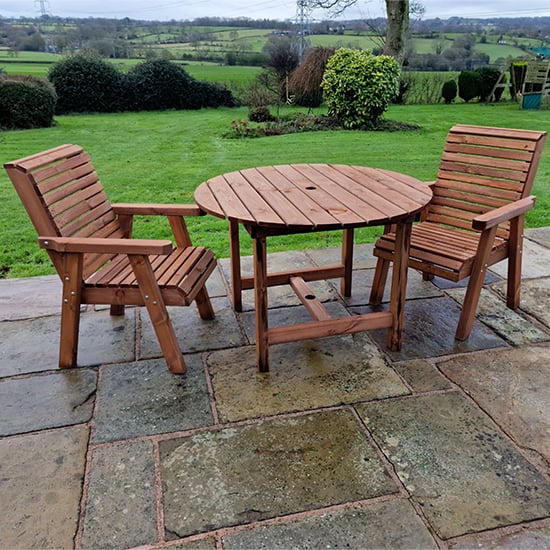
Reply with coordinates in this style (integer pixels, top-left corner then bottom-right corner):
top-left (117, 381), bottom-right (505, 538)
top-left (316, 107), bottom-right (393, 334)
top-left (110, 304), bottom-right (125, 316)
top-left (195, 287), bottom-right (215, 320)
top-left (369, 257), bottom-right (390, 305)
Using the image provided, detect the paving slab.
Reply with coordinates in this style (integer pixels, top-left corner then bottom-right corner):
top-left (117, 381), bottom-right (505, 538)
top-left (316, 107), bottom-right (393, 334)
top-left (493, 277), bottom-right (550, 329)
top-left (240, 301), bottom-right (349, 344)
top-left (219, 251), bottom-right (335, 312)
top-left (392, 359), bottom-right (453, 393)
top-left (160, 410), bottom-right (398, 537)
top-left (525, 226), bottom-right (550, 248)
top-left (365, 297), bottom-right (505, 361)
top-left (448, 524), bottom-right (550, 549)
top-left (81, 439), bottom-right (157, 549)
top-left (331, 267), bottom-right (443, 307)
top-left (0, 427), bottom-right (88, 550)
top-left (1, 368), bottom-right (97, 436)
top-left (431, 270), bottom-right (501, 289)
top-left (446, 287), bottom-right (550, 345)
top-left (0, 308), bottom-right (136, 376)
top-left (207, 333), bottom-right (409, 423)
top-left (93, 356), bottom-right (213, 443)
top-left (0, 274), bottom-right (61, 320)
top-left (356, 392), bottom-right (550, 539)
top-left (438, 345), bottom-right (550, 466)
top-left (168, 537), bottom-right (218, 549)
top-left (305, 243), bottom-right (378, 270)
top-left (139, 297), bottom-right (245, 360)
top-left (489, 239), bottom-right (550, 279)
top-left (222, 499), bottom-right (438, 549)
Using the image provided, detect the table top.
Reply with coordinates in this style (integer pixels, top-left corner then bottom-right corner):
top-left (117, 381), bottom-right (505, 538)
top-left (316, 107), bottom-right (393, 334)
top-left (194, 164), bottom-right (432, 233)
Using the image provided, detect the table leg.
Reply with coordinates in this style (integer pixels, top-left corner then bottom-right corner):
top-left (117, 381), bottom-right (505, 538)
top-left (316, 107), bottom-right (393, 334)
top-left (341, 228), bottom-right (354, 297)
top-left (387, 220), bottom-right (412, 351)
top-left (229, 219), bottom-right (243, 312)
top-left (254, 235), bottom-right (269, 372)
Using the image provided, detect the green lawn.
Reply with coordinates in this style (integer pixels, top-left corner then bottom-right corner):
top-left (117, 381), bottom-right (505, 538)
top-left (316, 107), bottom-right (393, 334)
top-left (1, 102), bottom-right (549, 278)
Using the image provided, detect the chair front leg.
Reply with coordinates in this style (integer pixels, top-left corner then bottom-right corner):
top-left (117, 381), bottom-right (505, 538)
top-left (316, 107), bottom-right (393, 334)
top-left (456, 226), bottom-right (498, 340)
top-left (128, 254), bottom-right (186, 374)
top-left (59, 253), bottom-right (84, 368)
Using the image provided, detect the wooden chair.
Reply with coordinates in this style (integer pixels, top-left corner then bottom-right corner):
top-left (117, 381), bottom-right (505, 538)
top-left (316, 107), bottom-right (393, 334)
top-left (5, 144), bottom-right (217, 374)
top-left (369, 125), bottom-right (547, 340)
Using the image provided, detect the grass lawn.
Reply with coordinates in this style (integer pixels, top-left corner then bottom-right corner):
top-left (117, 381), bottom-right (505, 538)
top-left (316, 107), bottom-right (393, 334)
top-left (1, 102), bottom-right (549, 278)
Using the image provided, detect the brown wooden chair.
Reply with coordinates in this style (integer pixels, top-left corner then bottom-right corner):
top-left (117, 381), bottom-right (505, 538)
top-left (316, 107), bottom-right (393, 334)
top-left (369, 125), bottom-right (547, 340)
top-left (5, 144), bottom-right (217, 374)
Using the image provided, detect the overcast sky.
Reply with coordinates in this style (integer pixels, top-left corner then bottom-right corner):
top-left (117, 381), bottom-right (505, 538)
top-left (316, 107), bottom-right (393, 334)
top-left (3, 0), bottom-right (550, 22)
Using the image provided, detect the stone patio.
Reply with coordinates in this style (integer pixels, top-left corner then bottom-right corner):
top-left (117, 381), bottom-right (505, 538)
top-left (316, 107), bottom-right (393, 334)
top-left (1, 228), bottom-right (549, 549)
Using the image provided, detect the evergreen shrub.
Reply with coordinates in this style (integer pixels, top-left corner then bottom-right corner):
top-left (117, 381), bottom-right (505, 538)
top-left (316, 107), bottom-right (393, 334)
top-left (458, 70), bottom-right (482, 103)
top-left (0, 76), bottom-right (57, 129)
top-left (48, 54), bottom-right (125, 114)
top-left (321, 48), bottom-right (400, 128)
top-left (441, 79), bottom-right (458, 104)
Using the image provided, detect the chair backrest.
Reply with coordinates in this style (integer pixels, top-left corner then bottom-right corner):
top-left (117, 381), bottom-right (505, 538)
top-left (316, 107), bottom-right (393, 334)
top-left (424, 125), bottom-right (547, 239)
top-left (5, 144), bottom-right (124, 279)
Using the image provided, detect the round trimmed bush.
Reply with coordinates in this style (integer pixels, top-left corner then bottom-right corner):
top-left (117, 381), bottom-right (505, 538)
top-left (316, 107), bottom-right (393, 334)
top-left (0, 76), bottom-right (57, 130)
top-left (126, 59), bottom-right (200, 111)
top-left (48, 54), bottom-right (125, 114)
top-left (127, 60), bottom-right (235, 111)
top-left (321, 48), bottom-right (400, 129)
top-left (458, 70), bottom-right (482, 103)
top-left (441, 79), bottom-right (458, 104)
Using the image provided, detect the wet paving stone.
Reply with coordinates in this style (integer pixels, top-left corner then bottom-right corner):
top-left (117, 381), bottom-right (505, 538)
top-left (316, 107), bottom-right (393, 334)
top-left (335, 267), bottom-right (443, 307)
top-left (222, 498), bottom-right (438, 549)
top-left (94, 356), bottom-right (213, 443)
top-left (356, 392), bottom-right (550, 539)
top-left (393, 359), bottom-right (453, 393)
top-left (489, 239), bottom-right (550, 280)
top-left (81, 440), bottom-right (157, 549)
top-left (446, 287), bottom-right (550, 345)
top-left (438, 345), bottom-right (550, 466)
top-left (494, 277), bottom-right (550, 330)
top-left (448, 524), bottom-right (550, 549)
top-left (0, 275), bottom-right (61, 321)
top-left (208, 333), bottom-right (409, 423)
top-left (306, 243), bottom-right (378, 270)
top-left (219, 251), bottom-right (335, 312)
top-left (0, 368), bottom-right (97, 436)
top-left (240, 301), bottom-right (348, 344)
top-left (0, 309), bottom-right (136, 377)
top-left (365, 297), bottom-right (505, 360)
top-left (140, 297), bottom-right (245, 359)
top-left (0, 427), bottom-right (88, 549)
top-left (160, 409), bottom-right (397, 537)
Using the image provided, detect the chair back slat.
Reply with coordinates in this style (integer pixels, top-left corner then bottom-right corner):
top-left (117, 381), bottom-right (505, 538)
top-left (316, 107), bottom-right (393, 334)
top-left (426, 125), bottom-right (547, 239)
top-left (5, 144), bottom-right (124, 279)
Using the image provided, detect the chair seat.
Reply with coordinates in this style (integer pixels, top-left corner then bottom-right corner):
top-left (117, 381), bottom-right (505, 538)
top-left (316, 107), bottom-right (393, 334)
top-left (373, 221), bottom-right (508, 281)
top-left (84, 246), bottom-right (217, 306)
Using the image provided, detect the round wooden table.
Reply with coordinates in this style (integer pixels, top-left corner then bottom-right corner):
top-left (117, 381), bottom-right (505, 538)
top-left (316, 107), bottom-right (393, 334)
top-left (195, 164), bottom-right (432, 371)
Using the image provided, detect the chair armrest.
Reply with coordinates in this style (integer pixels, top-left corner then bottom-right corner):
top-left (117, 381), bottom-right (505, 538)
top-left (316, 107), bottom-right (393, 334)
top-left (112, 203), bottom-right (203, 217)
top-left (38, 236), bottom-right (173, 255)
top-left (472, 195), bottom-right (536, 231)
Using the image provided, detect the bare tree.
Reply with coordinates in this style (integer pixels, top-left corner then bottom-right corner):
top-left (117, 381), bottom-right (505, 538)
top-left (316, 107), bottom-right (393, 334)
top-left (383, 0), bottom-right (409, 64)
top-left (306, 0), bottom-right (419, 64)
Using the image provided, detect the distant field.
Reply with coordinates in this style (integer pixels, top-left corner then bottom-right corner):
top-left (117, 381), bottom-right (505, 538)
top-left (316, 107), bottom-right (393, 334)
top-left (1, 102), bottom-right (549, 278)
